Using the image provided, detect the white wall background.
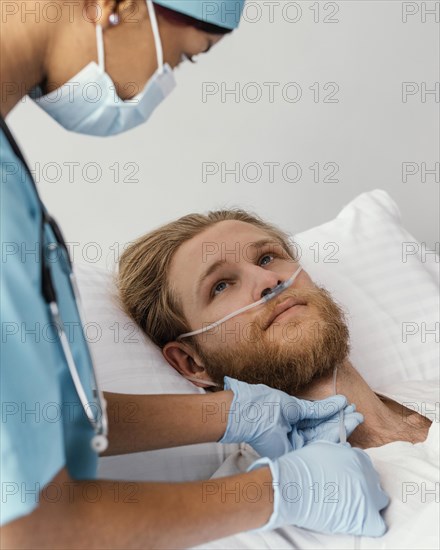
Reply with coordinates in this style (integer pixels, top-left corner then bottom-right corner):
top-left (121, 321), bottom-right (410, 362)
top-left (7, 0), bottom-right (439, 270)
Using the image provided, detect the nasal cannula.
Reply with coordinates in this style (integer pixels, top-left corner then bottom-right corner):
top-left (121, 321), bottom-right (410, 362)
top-left (333, 365), bottom-right (347, 444)
top-left (178, 266), bottom-right (303, 339)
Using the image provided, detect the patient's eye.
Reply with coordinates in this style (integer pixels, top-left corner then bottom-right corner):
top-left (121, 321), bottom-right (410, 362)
top-left (209, 252), bottom-right (283, 299)
top-left (213, 281), bottom-right (229, 296)
top-left (259, 254), bottom-right (275, 267)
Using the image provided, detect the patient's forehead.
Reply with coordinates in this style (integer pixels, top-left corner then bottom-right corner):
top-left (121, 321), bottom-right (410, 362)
top-left (173, 219), bottom-right (274, 266)
top-left (169, 220), bottom-right (277, 298)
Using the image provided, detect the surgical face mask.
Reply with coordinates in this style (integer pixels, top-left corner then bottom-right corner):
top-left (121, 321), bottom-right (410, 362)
top-left (179, 266), bottom-right (304, 341)
top-left (30, 0), bottom-right (176, 136)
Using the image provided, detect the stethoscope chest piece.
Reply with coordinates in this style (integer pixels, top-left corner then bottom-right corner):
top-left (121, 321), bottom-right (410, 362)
top-left (91, 434), bottom-right (109, 453)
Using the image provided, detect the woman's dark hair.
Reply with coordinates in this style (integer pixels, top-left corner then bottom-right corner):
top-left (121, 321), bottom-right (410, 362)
top-left (153, 3), bottom-right (233, 34)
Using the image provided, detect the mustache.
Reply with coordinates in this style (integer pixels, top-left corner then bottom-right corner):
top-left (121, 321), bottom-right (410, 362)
top-left (254, 286), bottom-right (322, 331)
top-left (193, 285), bottom-right (338, 342)
top-left (196, 283), bottom-right (351, 395)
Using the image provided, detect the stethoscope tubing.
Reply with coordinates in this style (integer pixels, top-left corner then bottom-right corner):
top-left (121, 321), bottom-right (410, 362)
top-left (1, 114), bottom-right (108, 453)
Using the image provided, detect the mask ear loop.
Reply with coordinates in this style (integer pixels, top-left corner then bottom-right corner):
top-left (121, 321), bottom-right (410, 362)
top-left (97, 3), bottom-right (163, 75)
top-left (96, 24), bottom-right (105, 71)
top-left (146, 0), bottom-right (164, 74)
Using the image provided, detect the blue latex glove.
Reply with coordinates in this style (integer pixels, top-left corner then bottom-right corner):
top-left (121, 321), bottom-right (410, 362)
top-left (248, 441), bottom-right (389, 536)
top-left (293, 403), bottom-right (363, 447)
top-left (219, 377), bottom-right (363, 459)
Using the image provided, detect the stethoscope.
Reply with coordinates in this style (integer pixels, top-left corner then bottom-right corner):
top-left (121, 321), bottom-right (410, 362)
top-left (1, 115), bottom-right (109, 454)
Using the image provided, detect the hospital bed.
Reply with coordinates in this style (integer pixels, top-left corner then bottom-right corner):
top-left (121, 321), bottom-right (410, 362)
top-left (74, 190), bottom-right (440, 549)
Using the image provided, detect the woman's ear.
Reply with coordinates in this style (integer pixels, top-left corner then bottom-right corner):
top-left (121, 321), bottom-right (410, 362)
top-left (84, 0), bottom-right (123, 29)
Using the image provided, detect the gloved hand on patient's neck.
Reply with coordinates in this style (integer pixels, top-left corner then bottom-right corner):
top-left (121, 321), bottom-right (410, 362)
top-left (219, 376), bottom-right (362, 459)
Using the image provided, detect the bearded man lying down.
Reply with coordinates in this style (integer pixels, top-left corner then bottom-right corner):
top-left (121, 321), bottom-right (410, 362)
top-left (117, 209), bottom-right (438, 549)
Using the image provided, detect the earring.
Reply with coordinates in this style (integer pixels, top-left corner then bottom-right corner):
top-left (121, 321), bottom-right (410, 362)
top-left (109, 0), bottom-right (120, 27)
top-left (109, 11), bottom-right (120, 26)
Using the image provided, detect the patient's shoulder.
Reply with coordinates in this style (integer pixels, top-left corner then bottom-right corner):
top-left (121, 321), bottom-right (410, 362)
top-left (374, 379), bottom-right (439, 421)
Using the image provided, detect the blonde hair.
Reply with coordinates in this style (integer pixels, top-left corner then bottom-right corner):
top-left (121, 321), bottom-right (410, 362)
top-left (117, 210), bottom-right (294, 348)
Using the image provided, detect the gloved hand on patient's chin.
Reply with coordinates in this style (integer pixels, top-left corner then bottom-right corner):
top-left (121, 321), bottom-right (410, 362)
top-left (219, 376), bottom-right (360, 460)
top-left (248, 441), bottom-right (389, 537)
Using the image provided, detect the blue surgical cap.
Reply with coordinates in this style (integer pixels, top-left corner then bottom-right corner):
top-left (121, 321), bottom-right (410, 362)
top-left (153, 0), bottom-right (245, 30)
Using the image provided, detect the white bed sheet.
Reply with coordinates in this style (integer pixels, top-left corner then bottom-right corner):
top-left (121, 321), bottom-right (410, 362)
top-left (192, 379), bottom-right (440, 550)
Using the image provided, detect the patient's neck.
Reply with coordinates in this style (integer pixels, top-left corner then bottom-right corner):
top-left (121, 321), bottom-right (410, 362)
top-left (296, 360), bottom-right (430, 449)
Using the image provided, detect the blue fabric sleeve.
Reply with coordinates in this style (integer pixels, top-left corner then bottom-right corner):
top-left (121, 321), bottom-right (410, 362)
top-left (1, 128), bottom-right (97, 526)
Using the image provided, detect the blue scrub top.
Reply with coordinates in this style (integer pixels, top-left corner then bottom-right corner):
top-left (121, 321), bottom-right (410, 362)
top-left (0, 124), bottom-right (98, 526)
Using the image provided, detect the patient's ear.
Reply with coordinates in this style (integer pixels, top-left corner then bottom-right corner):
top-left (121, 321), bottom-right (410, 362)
top-left (162, 342), bottom-right (212, 388)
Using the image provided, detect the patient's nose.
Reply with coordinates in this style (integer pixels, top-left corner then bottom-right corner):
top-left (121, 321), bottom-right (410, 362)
top-left (261, 281), bottom-right (282, 299)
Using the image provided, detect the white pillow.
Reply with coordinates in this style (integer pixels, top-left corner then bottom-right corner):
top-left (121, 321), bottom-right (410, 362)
top-left (73, 261), bottom-right (239, 482)
top-left (73, 189), bottom-right (439, 481)
top-left (293, 189), bottom-right (439, 388)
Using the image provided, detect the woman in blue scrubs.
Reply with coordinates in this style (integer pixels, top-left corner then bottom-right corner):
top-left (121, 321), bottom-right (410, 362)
top-left (1, 1), bottom-right (389, 547)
